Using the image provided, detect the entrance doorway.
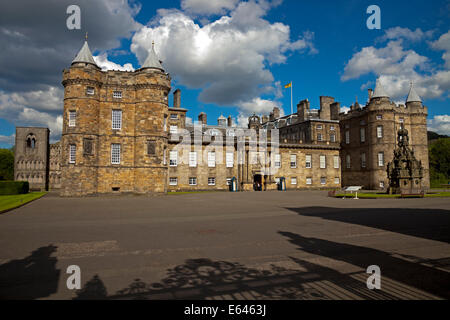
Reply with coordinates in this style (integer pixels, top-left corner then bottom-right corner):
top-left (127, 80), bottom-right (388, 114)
top-left (253, 174), bottom-right (262, 191)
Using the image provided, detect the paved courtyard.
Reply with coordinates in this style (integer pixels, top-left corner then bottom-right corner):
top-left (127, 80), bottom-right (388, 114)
top-left (0, 191), bottom-right (449, 300)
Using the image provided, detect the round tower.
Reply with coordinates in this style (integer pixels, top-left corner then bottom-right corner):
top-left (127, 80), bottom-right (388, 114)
top-left (60, 36), bottom-right (102, 196)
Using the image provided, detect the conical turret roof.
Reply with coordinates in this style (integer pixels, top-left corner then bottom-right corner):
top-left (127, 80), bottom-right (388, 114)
top-left (141, 41), bottom-right (164, 71)
top-left (72, 39), bottom-right (97, 66)
top-left (406, 82), bottom-right (422, 103)
top-left (372, 78), bottom-right (389, 99)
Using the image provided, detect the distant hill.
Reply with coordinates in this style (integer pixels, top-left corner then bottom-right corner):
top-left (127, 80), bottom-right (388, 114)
top-left (428, 131), bottom-right (449, 141)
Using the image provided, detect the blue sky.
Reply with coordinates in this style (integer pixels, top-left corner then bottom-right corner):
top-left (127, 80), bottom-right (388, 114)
top-left (0, 0), bottom-right (449, 148)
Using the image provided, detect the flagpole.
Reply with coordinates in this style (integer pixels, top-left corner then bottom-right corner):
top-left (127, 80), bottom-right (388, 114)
top-left (290, 81), bottom-right (293, 115)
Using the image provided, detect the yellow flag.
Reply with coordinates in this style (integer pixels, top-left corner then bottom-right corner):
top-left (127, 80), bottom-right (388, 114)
top-left (284, 82), bottom-right (292, 89)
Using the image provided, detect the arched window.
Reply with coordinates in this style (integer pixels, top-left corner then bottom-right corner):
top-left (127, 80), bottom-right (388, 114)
top-left (26, 134), bottom-right (36, 149)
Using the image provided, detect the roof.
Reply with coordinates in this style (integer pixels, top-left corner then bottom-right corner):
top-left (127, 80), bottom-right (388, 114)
top-left (406, 82), bottom-right (422, 103)
top-left (372, 78), bottom-right (389, 99)
top-left (72, 40), bottom-right (98, 66)
top-left (141, 41), bottom-right (164, 71)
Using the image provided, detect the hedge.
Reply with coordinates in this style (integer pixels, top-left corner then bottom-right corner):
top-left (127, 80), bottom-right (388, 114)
top-left (0, 181), bottom-right (29, 195)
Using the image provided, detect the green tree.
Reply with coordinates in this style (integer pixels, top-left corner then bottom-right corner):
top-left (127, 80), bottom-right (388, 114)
top-left (0, 148), bottom-right (14, 181)
top-left (429, 138), bottom-right (450, 186)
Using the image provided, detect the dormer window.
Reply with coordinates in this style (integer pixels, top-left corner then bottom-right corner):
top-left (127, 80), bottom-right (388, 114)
top-left (113, 91), bottom-right (122, 99)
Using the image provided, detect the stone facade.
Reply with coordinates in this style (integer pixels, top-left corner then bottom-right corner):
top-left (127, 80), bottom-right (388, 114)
top-left (13, 40), bottom-right (429, 195)
top-left (14, 127), bottom-right (50, 191)
top-left (339, 94), bottom-right (429, 191)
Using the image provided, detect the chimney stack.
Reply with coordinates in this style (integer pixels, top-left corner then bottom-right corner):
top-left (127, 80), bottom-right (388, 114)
top-left (368, 89), bottom-right (373, 101)
top-left (173, 89), bottom-right (181, 109)
top-left (227, 116), bottom-right (233, 127)
top-left (198, 112), bottom-right (207, 125)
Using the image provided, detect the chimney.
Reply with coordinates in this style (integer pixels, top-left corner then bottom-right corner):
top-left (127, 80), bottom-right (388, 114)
top-left (198, 112), bottom-right (207, 125)
top-left (269, 112), bottom-right (275, 121)
top-left (273, 107), bottom-right (280, 119)
top-left (319, 96), bottom-right (334, 120)
top-left (297, 99), bottom-right (310, 122)
top-left (173, 89), bottom-right (181, 109)
top-left (368, 89), bottom-right (373, 101)
top-left (262, 115), bottom-right (269, 124)
top-left (227, 116), bottom-right (233, 127)
top-left (330, 102), bottom-right (341, 120)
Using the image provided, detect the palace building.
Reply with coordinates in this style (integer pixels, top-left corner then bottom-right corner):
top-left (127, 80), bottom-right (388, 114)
top-left (14, 39), bottom-right (429, 195)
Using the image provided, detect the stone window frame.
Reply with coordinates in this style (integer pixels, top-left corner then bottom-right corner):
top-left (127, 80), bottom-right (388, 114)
top-left (147, 140), bottom-right (156, 156)
top-left (170, 114), bottom-right (178, 120)
top-left (305, 155), bottom-right (312, 169)
top-left (360, 127), bottom-right (366, 143)
top-left (377, 125), bottom-right (383, 138)
top-left (319, 155), bottom-right (326, 169)
top-left (306, 177), bottom-right (312, 185)
top-left (112, 109), bottom-right (122, 130)
top-left (189, 152), bottom-right (197, 167)
top-left (86, 86), bottom-right (95, 95)
top-left (361, 152), bottom-right (367, 168)
top-left (169, 151), bottom-right (178, 167)
top-left (113, 91), bottom-right (122, 99)
top-left (169, 177), bottom-right (178, 186)
top-left (274, 154), bottom-right (281, 168)
top-left (334, 177), bottom-right (340, 185)
top-left (69, 144), bottom-right (76, 164)
top-left (208, 152), bottom-right (216, 168)
top-left (346, 154), bottom-right (351, 169)
top-left (226, 152), bottom-right (234, 168)
top-left (317, 133), bottom-right (323, 142)
top-left (83, 138), bottom-right (94, 156)
top-left (378, 152), bottom-right (385, 167)
top-left (111, 144), bottom-right (121, 165)
top-left (170, 125), bottom-right (178, 134)
top-left (330, 133), bottom-right (336, 143)
top-left (208, 177), bottom-right (216, 186)
top-left (290, 154), bottom-right (297, 169)
top-left (68, 110), bottom-right (77, 127)
top-left (333, 156), bottom-right (340, 169)
top-left (189, 177), bottom-right (197, 186)
top-left (291, 177), bottom-right (297, 185)
top-left (320, 177), bottom-right (326, 185)
top-left (345, 130), bottom-right (350, 144)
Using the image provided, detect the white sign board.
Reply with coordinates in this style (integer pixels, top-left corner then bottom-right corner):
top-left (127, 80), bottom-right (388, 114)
top-left (345, 186), bottom-right (362, 192)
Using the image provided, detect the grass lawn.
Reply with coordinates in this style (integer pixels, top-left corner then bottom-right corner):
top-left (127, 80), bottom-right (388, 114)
top-left (0, 192), bottom-right (47, 212)
top-left (335, 192), bottom-right (450, 199)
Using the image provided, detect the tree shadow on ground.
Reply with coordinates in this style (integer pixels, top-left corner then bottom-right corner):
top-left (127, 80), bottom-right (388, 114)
top-left (285, 206), bottom-right (450, 243)
top-left (75, 255), bottom-right (430, 300)
top-left (0, 245), bottom-right (60, 299)
top-left (278, 231), bottom-right (450, 299)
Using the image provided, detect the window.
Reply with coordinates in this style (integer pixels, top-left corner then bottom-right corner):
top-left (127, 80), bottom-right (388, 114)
top-left (317, 125), bottom-right (323, 130)
top-left (227, 178), bottom-right (232, 186)
top-left (83, 139), bottom-right (93, 155)
top-left (320, 177), bottom-right (326, 185)
top-left (345, 131), bottom-right (350, 144)
top-left (377, 126), bottom-right (383, 138)
top-left (113, 91), bottom-right (122, 99)
top-left (378, 152), bottom-right (384, 167)
top-left (163, 147), bottom-right (167, 165)
top-left (334, 177), bottom-right (340, 185)
top-left (376, 115), bottom-right (382, 120)
top-left (170, 126), bottom-right (178, 134)
top-left (112, 110), bottom-right (122, 130)
top-left (69, 111), bottom-right (76, 127)
top-left (189, 177), bottom-right (197, 186)
top-left (111, 144), bottom-right (121, 164)
top-left (208, 177), bottom-right (216, 186)
top-left (380, 181), bottom-right (385, 189)
top-left (69, 144), bottom-right (76, 164)
top-left (86, 87), bottom-right (94, 95)
top-left (330, 126), bottom-right (335, 131)
top-left (306, 177), bottom-right (312, 185)
top-left (360, 128), bottom-right (366, 143)
top-left (169, 177), bottom-right (178, 186)
top-left (275, 154), bottom-right (281, 168)
top-left (170, 151), bottom-right (178, 167)
top-left (330, 134), bottom-right (336, 143)
top-left (346, 155), bottom-right (351, 169)
top-left (290, 154), bottom-right (297, 168)
top-left (334, 156), bottom-right (340, 169)
top-left (320, 155), bottom-right (326, 169)
top-left (317, 133), bottom-right (323, 142)
top-left (164, 116), bottom-right (167, 131)
top-left (208, 152), bottom-right (216, 168)
top-left (291, 177), bottom-right (297, 185)
top-left (305, 155), bottom-right (312, 169)
top-left (399, 118), bottom-right (404, 124)
top-left (170, 114), bottom-right (178, 120)
top-left (189, 152), bottom-right (197, 167)
top-left (147, 141), bottom-right (156, 156)
top-left (226, 152), bottom-right (234, 168)
top-left (361, 153), bottom-right (366, 168)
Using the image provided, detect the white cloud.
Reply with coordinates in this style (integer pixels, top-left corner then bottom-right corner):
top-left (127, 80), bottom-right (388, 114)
top-left (237, 97), bottom-right (281, 114)
top-left (131, 1), bottom-right (315, 111)
top-left (430, 30), bottom-right (450, 69)
top-left (341, 28), bottom-right (450, 101)
top-left (0, 87), bottom-right (63, 141)
top-left (94, 53), bottom-right (135, 72)
top-left (181, 0), bottom-right (240, 16)
top-left (0, 134), bottom-right (15, 145)
top-left (428, 115), bottom-right (450, 135)
top-left (379, 27), bottom-right (434, 43)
